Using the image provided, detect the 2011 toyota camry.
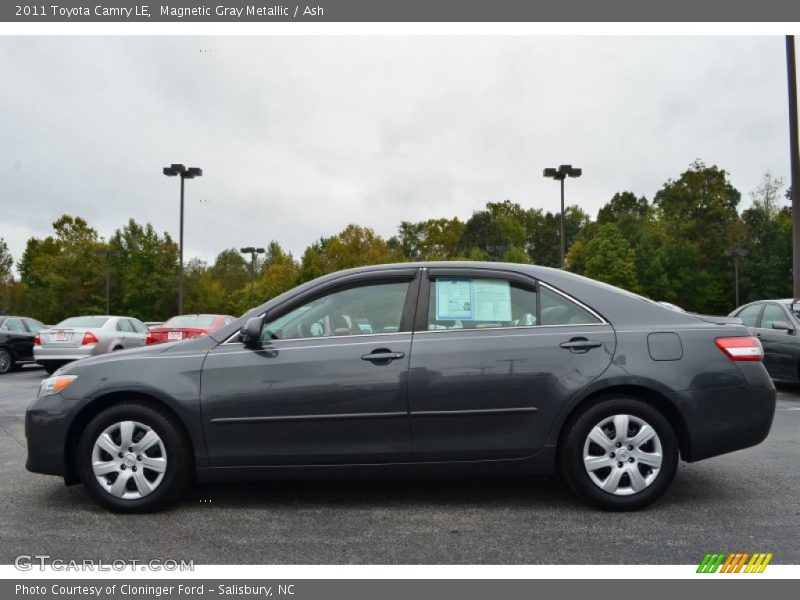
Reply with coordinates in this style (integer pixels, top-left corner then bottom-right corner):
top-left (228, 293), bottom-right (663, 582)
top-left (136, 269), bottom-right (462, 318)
top-left (25, 262), bottom-right (776, 512)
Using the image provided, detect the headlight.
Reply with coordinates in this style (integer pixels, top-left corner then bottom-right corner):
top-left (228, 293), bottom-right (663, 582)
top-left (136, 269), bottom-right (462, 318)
top-left (39, 375), bottom-right (78, 398)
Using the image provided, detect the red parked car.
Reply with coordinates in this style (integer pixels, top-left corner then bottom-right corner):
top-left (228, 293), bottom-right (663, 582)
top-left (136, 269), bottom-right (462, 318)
top-left (146, 314), bottom-right (235, 345)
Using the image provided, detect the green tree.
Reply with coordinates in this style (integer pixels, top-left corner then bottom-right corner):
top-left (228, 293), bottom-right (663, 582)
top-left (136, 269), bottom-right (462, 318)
top-left (577, 224), bottom-right (639, 291)
top-left (0, 238), bottom-right (19, 315)
top-left (17, 216), bottom-right (105, 323)
top-left (738, 174), bottom-right (792, 305)
top-left (299, 225), bottom-right (402, 282)
top-left (653, 160), bottom-right (742, 313)
top-left (391, 217), bottom-right (464, 260)
top-left (107, 220), bottom-right (179, 320)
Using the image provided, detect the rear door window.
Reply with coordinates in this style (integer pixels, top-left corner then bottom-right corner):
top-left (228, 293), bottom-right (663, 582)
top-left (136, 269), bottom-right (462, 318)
top-left (424, 277), bottom-right (601, 331)
top-left (736, 304), bottom-right (762, 327)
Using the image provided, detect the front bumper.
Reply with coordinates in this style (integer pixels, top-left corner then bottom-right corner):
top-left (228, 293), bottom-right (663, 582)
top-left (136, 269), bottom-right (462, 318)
top-left (25, 392), bottom-right (73, 478)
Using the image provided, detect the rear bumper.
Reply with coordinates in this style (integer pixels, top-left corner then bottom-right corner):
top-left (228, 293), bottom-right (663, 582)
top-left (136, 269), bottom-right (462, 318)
top-left (671, 367), bottom-right (776, 462)
top-left (34, 345), bottom-right (96, 363)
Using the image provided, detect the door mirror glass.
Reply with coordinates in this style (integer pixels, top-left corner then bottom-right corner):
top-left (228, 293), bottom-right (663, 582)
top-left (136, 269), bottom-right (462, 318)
top-left (240, 316), bottom-right (265, 344)
top-left (771, 320), bottom-right (793, 332)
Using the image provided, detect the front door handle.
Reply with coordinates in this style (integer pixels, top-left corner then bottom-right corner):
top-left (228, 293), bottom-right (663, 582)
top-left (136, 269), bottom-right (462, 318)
top-left (560, 338), bottom-right (603, 353)
top-left (361, 350), bottom-right (405, 363)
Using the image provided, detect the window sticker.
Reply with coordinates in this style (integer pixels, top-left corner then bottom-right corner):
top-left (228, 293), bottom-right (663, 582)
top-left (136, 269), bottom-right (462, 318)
top-left (436, 279), bottom-right (473, 320)
top-left (473, 279), bottom-right (512, 321)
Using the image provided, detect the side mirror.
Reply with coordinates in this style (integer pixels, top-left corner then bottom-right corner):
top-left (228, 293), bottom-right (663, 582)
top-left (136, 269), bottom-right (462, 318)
top-left (240, 316), bottom-right (264, 345)
top-left (771, 320), bottom-right (793, 332)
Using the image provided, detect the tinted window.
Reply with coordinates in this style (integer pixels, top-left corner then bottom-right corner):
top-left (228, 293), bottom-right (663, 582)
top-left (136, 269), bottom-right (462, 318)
top-left (736, 304), bottom-right (762, 327)
top-left (427, 277), bottom-right (538, 331)
top-left (1, 318), bottom-right (25, 332)
top-left (164, 315), bottom-right (218, 328)
top-left (57, 317), bottom-right (109, 328)
top-left (761, 304), bottom-right (787, 329)
top-left (24, 319), bottom-right (46, 333)
top-left (262, 281), bottom-right (410, 341)
top-left (539, 286), bottom-right (602, 326)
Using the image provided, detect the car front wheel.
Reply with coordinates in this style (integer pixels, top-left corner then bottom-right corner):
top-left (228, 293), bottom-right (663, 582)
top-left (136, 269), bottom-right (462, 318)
top-left (559, 397), bottom-right (679, 511)
top-left (76, 402), bottom-right (191, 512)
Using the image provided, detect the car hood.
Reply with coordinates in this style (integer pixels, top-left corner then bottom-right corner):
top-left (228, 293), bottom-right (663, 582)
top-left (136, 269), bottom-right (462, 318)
top-left (54, 335), bottom-right (219, 375)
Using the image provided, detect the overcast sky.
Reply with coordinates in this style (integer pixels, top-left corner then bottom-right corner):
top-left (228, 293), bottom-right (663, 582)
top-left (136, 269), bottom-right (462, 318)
top-left (0, 36), bottom-right (792, 270)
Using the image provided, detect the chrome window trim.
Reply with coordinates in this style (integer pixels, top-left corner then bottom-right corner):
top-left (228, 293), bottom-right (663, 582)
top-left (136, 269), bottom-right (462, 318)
top-left (222, 329), bottom-right (410, 345)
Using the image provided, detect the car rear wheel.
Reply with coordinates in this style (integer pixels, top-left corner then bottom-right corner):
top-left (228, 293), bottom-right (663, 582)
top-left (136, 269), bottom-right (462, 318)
top-left (76, 402), bottom-right (191, 512)
top-left (559, 397), bottom-right (679, 511)
top-left (0, 348), bottom-right (13, 374)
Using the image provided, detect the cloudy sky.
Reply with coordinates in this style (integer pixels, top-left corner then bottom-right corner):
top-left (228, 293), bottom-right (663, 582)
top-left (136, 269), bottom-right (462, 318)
top-left (0, 36), bottom-right (792, 269)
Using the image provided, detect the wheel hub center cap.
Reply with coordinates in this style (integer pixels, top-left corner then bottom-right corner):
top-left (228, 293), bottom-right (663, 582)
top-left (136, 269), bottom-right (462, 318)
top-left (123, 452), bottom-right (136, 467)
top-left (617, 448), bottom-right (630, 461)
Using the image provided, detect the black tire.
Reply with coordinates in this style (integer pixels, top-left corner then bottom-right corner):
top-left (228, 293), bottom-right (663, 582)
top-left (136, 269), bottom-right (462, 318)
top-left (559, 396), bottom-right (679, 511)
top-left (76, 402), bottom-right (192, 513)
top-left (0, 348), bottom-right (13, 375)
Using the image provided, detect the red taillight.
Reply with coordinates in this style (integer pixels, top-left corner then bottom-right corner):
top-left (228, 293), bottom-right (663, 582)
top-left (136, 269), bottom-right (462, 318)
top-left (81, 331), bottom-right (99, 345)
top-left (715, 336), bottom-right (763, 361)
top-left (145, 333), bottom-right (156, 345)
top-left (34, 334), bottom-right (41, 346)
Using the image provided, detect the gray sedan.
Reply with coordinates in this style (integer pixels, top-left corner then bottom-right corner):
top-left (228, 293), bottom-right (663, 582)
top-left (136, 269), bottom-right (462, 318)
top-left (34, 315), bottom-right (149, 374)
top-left (26, 262), bottom-right (775, 513)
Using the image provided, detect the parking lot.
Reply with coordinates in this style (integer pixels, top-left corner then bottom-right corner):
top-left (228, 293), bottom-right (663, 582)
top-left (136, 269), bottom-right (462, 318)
top-left (1, 365), bottom-right (799, 564)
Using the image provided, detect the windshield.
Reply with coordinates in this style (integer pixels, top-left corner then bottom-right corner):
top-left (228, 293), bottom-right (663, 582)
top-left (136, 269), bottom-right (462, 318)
top-left (56, 317), bottom-right (109, 328)
top-left (164, 315), bottom-right (217, 328)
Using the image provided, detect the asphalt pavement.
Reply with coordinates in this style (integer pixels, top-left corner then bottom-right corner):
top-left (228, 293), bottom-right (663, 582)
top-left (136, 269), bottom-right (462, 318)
top-left (1, 365), bottom-right (798, 564)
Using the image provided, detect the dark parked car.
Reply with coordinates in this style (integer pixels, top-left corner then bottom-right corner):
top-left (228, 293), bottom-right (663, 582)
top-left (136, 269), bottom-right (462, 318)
top-left (26, 262), bottom-right (775, 512)
top-left (0, 316), bottom-right (47, 374)
top-left (145, 314), bottom-right (235, 345)
top-left (730, 299), bottom-right (800, 381)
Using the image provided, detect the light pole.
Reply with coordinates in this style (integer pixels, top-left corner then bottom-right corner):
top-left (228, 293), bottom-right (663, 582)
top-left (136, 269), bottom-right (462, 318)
top-left (543, 164), bottom-right (582, 268)
top-left (240, 246), bottom-right (265, 306)
top-left (724, 248), bottom-right (748, 308)
top-left (95, 249), bottom-right (120, 314)
top-left (163, 163), bottom-right (202, 315)
top-left (786, 36), bottom-right (800, 300)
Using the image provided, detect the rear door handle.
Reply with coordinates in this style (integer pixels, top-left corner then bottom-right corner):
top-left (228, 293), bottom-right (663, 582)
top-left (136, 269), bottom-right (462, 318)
top-left (560, 338), bottom-right (603, 353)
top-left (361, 350), bottom-right (405, 363)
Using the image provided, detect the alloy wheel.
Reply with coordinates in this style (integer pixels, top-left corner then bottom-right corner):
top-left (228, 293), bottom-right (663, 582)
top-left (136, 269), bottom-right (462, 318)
top-left (0, 350), bottom-right (11, 374)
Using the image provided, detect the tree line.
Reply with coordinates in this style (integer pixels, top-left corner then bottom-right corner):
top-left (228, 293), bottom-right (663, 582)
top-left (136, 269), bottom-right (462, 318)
top-left (0, 160), bottom-right (793, 324)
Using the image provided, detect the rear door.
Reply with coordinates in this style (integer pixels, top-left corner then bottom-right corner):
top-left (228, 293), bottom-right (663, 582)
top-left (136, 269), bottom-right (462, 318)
top-left (408, 267), bottom-right (616, 461)
top-left (0, 318), bottom-right (33, 361)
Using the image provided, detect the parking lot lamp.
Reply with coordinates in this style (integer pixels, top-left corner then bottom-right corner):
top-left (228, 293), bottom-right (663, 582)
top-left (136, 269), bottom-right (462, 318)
top-left (95, 249), bottom-right (120, 314)
top-left (163, 164), bottom-right (203, 315)
top-left (724, 248), bottom-right (749, 308)
top-left (543, 164), bottom-right (582, 268)
top-left (240, 247), bottom-right (265, 307)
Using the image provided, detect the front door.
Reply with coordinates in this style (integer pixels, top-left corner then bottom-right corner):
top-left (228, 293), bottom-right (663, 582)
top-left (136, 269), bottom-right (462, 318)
top-left (201, 272), bottom-right (419, 466)
top-left (408, 268), bottom-right (616, 461)
top-left (756, 302), bottom-right (797, 380)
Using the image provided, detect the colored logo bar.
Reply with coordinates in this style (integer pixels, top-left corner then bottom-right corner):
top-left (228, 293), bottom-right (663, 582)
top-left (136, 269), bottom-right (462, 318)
top-left (697, 552), bottom-right (773, 573)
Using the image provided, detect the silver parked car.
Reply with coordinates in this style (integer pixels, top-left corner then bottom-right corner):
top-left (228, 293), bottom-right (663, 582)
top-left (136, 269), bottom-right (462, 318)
top-left (34, 315), bottom-right (148, 374)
